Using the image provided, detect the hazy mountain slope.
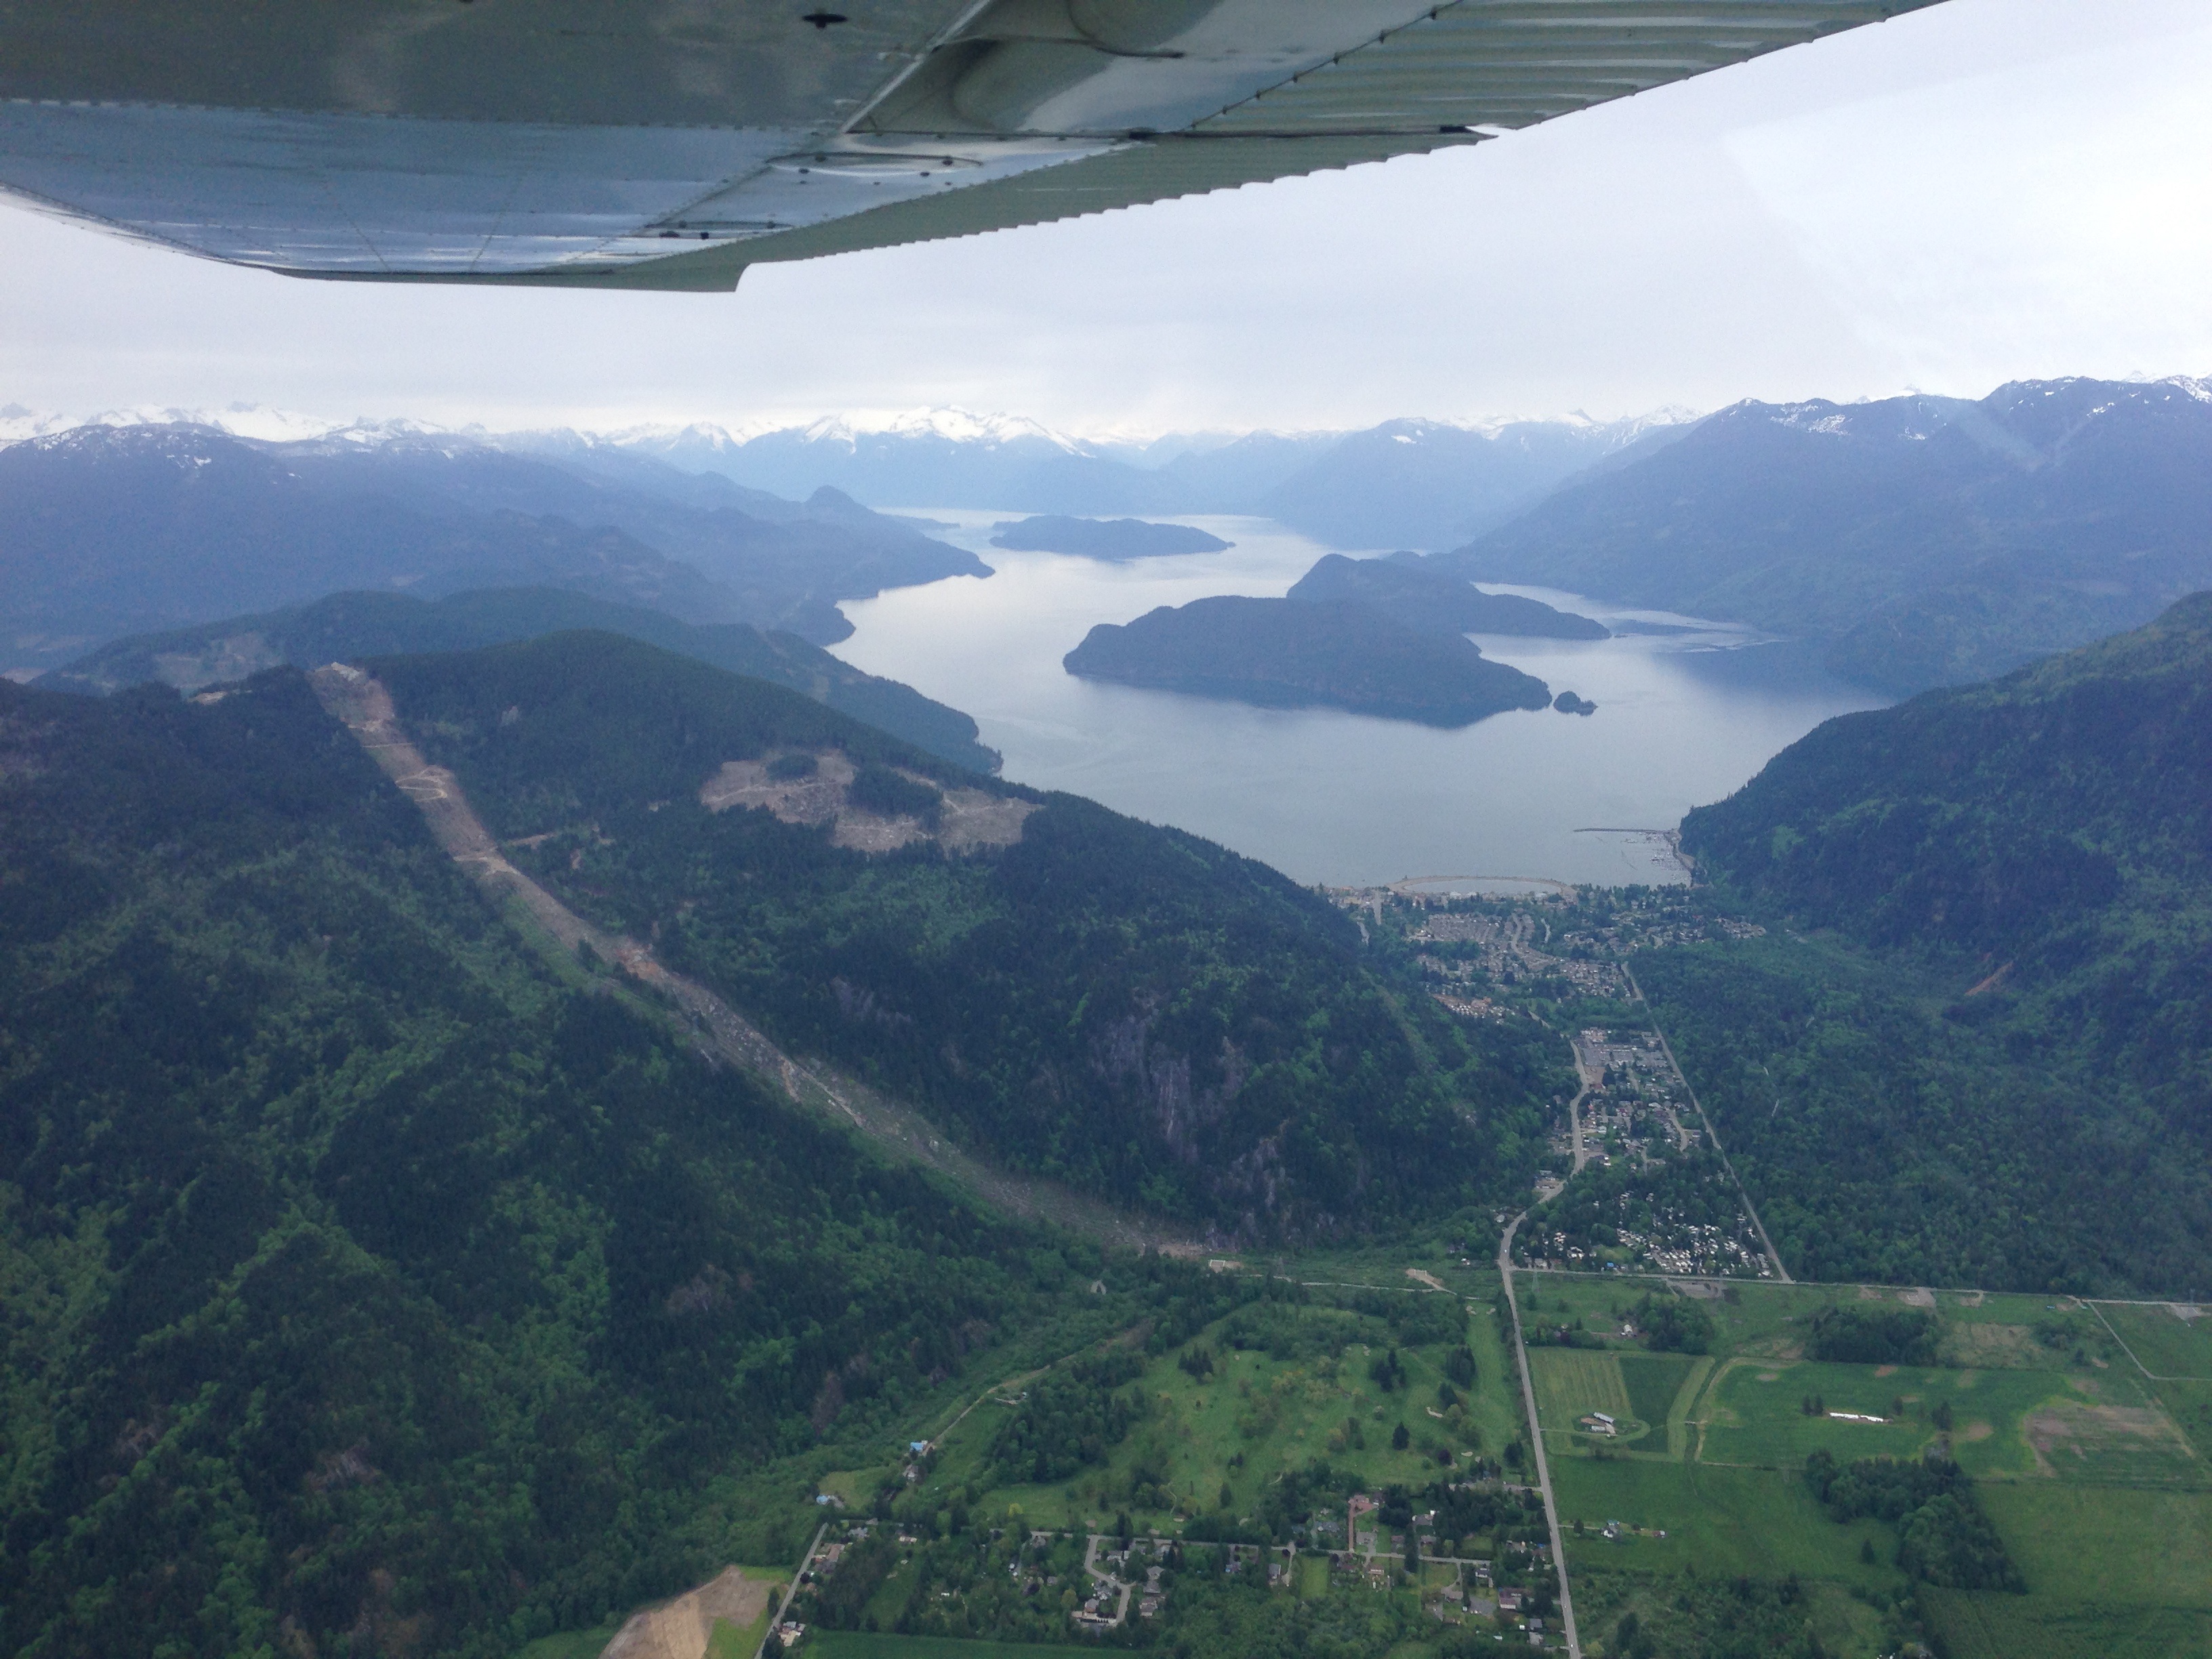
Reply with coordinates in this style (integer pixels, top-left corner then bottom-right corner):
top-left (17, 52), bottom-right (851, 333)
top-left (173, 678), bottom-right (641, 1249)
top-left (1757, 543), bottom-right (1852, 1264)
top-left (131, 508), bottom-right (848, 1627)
top-left (373, 632), bottom-right (1555, 1232)
top-left (0, 424), bottom-right (984, 676)
top-left (675, 412), bottom-right (1170, 513)
top-left (42, 586), bottom-right (1001, 772)
top-left (1439, 377), bottom-right (2212, 693)
top-left (1287, 554), bottom-right (1607, 639)
top-left (1633, 594), bottom-right (2212, 1291)
top-left (0, 668), bottom-right (1069, 1658)
top-left (1259, 415), bottom-right (1689, 550)
top-left (609, 410), bottom-right (1684, 544)
top-left (1150, 430), bottom-right (1343, 509)
top-left (0, 425), bottom-right (736, 674)
top-left (285, 434), bottom-right (983, 642)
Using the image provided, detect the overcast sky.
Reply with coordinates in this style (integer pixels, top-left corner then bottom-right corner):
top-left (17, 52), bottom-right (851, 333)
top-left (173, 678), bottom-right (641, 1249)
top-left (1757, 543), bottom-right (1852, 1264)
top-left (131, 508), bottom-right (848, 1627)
top-left (2, 0), bottom-right (2207, 438)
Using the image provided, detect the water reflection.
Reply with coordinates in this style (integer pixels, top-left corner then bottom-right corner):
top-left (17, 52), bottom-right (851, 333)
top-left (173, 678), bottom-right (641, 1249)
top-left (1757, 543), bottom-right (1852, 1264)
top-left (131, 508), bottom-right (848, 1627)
top-left (830, 514), bottom-right (1887, 888)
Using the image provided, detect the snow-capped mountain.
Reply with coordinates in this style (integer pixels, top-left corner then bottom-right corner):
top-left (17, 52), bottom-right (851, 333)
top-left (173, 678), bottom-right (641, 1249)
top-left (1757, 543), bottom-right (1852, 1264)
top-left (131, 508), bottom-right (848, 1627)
top-left (0, 403), bottom-right (445, 446)
top-left (548, 404), bottom-right (1702, 543)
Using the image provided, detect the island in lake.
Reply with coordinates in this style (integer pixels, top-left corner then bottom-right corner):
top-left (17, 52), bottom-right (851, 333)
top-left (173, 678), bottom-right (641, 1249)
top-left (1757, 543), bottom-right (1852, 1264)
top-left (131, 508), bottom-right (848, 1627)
top-left (991, 514), bottom-right (1232, 560)
top-left (1288, 552), bottom-right (1610, 639)
top-left (1063, 594), bottom-right (1553, 726)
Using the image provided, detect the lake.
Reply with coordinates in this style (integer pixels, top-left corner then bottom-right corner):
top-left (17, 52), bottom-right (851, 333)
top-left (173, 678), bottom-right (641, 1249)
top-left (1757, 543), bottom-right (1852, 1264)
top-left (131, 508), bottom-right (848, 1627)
top-left (830, 514), bottom-right (1887, 889)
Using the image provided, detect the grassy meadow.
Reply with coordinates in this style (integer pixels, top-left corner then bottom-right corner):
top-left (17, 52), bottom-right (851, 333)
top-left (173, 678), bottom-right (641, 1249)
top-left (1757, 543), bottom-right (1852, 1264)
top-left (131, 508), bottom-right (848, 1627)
top-left (832, 1275), bottom-right (1530, 1541)
top-left (2099, 1302), bottom-right (2212, 1379)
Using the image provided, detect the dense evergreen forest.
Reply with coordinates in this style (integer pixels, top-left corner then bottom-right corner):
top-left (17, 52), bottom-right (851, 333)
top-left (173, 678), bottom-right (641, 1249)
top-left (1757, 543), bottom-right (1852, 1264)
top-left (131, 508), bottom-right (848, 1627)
top-left (375, 631), bottom-right (1555, 1233)
top-left (1651, 594), bottom-right (2212, 1292)
top-left (0, 668), bottom-right (1219, 1657)
top-left (0, 642), bottom-right (1570, 1655)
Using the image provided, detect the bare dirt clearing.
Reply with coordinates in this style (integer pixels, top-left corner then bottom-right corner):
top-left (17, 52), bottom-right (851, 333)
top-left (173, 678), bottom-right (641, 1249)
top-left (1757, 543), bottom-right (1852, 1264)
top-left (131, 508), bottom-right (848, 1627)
top-left (2024, 1400), bottom-right (2194, 1475)
top-left (1944, 1322), bottom-right (2054, 1370)
top-left (599, 1566), bottom-right (770, 1659)
top-left (700, 751), bottom-right (1037, 853)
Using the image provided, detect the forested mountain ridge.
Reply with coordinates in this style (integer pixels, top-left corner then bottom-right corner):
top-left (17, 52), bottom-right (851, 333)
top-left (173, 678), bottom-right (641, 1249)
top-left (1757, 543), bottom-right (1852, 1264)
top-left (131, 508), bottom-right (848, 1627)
top-left (1061, 596), bottom-right (1555, 727)
top-left (373, 632), bottom-right (1557, 1235)
top-left (0, 422), bottom-right (980, 676)
top-left (0, 666), bottom-right (1094, 1658)
top-left (1683, 589), bottom-right (2212, 964)
top-left (599, 408), bottom-right (1685, 549)
top-left (41, 584), bottom-right (1000, 773)
top-left (1438, 376), bottom-right (2212, 695)
top-left (1633, 594), bottom-right (2212, 1292)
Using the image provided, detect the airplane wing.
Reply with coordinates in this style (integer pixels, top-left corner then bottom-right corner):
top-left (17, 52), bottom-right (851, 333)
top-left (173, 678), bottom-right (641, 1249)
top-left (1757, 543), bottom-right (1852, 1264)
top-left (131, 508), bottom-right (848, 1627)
top-left (0, 1), bottom-right (1941, 291)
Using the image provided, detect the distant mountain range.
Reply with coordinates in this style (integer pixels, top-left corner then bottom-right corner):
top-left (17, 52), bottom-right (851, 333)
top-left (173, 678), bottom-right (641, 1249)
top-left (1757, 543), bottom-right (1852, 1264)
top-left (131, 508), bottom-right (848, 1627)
top-left (1435, 376), bottom-right (2212, 695)
top-left (0, 422), bottom-right (981, 676)
top-left (13, 375), bottom-right (2209, 701)
top-left (538, 407), bottom-right (1690, 550)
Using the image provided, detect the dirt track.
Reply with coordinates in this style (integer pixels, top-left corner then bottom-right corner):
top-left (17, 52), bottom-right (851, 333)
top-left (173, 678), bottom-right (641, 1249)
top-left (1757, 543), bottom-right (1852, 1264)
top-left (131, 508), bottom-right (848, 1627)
top-left (312, 666), bottom-right (1196, 1256)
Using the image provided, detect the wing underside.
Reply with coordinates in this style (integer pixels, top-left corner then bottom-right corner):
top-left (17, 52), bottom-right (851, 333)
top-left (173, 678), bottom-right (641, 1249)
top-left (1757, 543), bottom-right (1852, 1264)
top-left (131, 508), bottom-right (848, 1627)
top-left (0, 1), bottom-right (1940, 290)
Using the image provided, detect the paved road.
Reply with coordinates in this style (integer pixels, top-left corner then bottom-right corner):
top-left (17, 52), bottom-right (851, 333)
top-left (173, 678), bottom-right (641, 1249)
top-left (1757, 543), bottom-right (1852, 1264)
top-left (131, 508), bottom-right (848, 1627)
top-left (754, 1523), bottom-right (829, 1659)
top-left (1498, 1212), bottom-right (1581, 1659)
top-left (1080, 1535), bottom-right (1134, 1627)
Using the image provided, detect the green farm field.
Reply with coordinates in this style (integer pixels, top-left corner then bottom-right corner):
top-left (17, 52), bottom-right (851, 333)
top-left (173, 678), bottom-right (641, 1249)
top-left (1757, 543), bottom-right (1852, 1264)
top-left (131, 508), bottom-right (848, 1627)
top-left (1531, 1350), bottom-right (1702, 1458)
top-left (1921, 1592), bottom-right (2212, 1659)
top-left (1696, 1357), bottom-right (2090, 1479)
top-left (1980, 1484), bottom-right (2212, 1605)
top-left (1618, 1353), bottom-right (1699, 1456)
top-left (1525, 1274), bottom-right (2212, 1657)
top-left (2156, 1378), bottom-right (2212, 1461)
top-left (2100, 1303), bottom-right (2212, 1379)
top-left (1549, 1458), bottom-right (1898, 1588)
top-left (1532, 1349), bottom-right (1633, 1435)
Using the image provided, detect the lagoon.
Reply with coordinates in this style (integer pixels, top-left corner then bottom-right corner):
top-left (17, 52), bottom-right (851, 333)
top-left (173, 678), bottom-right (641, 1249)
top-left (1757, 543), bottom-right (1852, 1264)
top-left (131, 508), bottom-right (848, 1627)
top-left (831, 514), bottom-right (1886, 889)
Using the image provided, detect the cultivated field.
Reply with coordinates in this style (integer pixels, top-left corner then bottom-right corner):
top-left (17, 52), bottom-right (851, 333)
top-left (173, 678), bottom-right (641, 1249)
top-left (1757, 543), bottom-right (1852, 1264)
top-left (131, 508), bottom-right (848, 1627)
top-left (1531, 1350), bottom-right (1634, 1437)
top-left (1921, 1591), bottom-right (2212, 1659)
top-left (2100, 1302), bottom-right (2212, 1380)
top-left (1519, 1273), bottom-right (2212, 1656)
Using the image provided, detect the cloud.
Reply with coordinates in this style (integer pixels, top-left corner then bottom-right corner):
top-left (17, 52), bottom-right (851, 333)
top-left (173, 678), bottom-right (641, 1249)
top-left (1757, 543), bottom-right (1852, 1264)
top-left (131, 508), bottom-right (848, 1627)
top-left (0, 0), bottom-right (2202, 434)
top-left (1726, 10), bottom-right (2212, 393)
